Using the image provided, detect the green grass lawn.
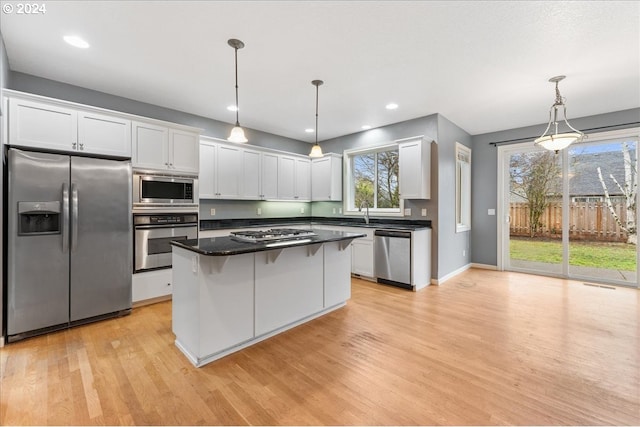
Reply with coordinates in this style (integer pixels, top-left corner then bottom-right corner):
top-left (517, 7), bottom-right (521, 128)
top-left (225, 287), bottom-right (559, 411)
top-left (510, 237), bottom-right (637, 271)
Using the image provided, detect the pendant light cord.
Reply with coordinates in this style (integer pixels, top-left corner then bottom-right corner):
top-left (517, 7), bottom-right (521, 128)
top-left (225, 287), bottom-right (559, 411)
top-left (234, 46), bottom-right (240, 127)
top-left (315, 83), bottom-right (319, 144)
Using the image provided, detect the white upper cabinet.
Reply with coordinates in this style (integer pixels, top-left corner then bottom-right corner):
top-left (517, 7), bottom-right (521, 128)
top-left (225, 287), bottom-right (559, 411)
top-left (311, 153), bottom-right (342, 201)
top-left (277, 155), bottom-right (296, 200)
top-left (199, 139), bottom-right (312, 202)
top-left (199, 141), bottom-right (217, 198)
top-left (133, 122), bottom-right (199, 174)
top-left (261, 153), bottom-right (279, 200)
top-left (295, 158), bottom-right (311, 201)
top-left (169, 129), bottom-right (199, 174)
top-left (78, 111), bottom-right (131, 157)
top-left (9, 98), bottom-right (78, 152)
top-left (278, 155), bottom-right (311, 201)
top-left (216, 144), bottom-right (242, 198)
top-left (9, 98), bottom-right (131, 158)
top-left (398, 137), bottom-right (431, 199)
top-left (132, 121), bottom-right (169, 169)
top-left (6, 91), bottom-right (201, 164)
top-left (198, 140), bottom-right (242, 199)
top-left (241, 148), bottom-right (262, 199)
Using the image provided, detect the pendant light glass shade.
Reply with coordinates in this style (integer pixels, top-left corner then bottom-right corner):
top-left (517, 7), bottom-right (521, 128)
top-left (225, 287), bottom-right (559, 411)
top-left (227, 39), bottom-right (248, 143)
top-left (309, 79), bottom-right (324, 158)
top-left (228, 125), bottom-right (248, 143)
top-left (534, 75), bottom-right (584, 153)
top-left (309, 143), bottom-right (323, 158)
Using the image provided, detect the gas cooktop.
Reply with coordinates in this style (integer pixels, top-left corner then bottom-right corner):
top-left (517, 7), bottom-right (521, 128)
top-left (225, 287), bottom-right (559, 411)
top-left (230, 228), bottom-right (317, 243)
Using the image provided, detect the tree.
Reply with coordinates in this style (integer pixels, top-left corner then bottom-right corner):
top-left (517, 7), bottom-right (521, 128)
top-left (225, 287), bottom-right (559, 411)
top-left (510, 151), bottom-right (561, 237)
top-left (353, 150), bottom-right (399, 209)
top-left (597, 142), bottom-right (637, 244)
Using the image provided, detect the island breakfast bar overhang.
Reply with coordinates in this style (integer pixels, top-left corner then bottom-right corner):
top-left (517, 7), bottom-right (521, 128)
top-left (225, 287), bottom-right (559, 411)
top-left (170, 230), bottom-right (365, 367)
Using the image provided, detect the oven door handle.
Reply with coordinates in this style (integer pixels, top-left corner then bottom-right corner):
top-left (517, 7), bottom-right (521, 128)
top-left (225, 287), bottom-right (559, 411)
top-left (134, 223), bottom-right (198, 230)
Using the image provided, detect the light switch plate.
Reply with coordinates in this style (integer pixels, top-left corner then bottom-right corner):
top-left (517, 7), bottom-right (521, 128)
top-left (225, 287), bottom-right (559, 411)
top-left (257, 208), bottom-right (262, 215)
top-left (300, 207), bottom-right (305, 214)
top-left (488, 209), bottom-right (496, 216)
top-left (210, 208), bottom-right (216, 216)
top-left (404, 208), bottom-right (411, 216)
top-left (421, 208), bottom-right (427, 216)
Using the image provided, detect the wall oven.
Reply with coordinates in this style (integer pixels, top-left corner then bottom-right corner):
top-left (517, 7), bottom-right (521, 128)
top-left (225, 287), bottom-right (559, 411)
top-left (133, 172), bottom-right (198, 210)
top-left (134, 213), bottom-right (198, 273)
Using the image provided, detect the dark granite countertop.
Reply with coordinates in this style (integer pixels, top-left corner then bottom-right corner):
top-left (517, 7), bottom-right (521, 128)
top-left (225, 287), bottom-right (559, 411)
top-left (171, 229), bottom-right (366, 256)
top-left (200, 216), bottom-right (431, 231)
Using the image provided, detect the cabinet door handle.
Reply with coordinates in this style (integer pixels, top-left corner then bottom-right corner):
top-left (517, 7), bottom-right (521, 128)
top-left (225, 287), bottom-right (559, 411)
top-left (72, 143), bottom-right (77, 149)
top-left (79, 143), bottom-right (84, 150)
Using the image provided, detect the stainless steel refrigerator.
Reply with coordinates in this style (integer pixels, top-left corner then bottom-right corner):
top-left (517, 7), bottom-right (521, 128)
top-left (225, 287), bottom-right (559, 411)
top-left (7, 148), bottom-right (132, 342)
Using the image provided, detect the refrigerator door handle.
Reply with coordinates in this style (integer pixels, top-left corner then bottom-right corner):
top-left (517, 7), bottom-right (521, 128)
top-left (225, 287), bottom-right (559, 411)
top-left (71, 183), bottom-right (78, 252)
top-left (62, 183), bottom-right (69, 253)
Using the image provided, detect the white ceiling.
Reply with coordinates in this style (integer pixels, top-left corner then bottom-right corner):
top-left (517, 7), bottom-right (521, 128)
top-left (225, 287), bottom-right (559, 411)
top-left (2, 1), bottom-right (639, 143)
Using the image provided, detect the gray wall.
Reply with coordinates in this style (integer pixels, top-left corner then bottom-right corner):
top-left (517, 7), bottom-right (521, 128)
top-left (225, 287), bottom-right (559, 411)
top-left (319, 113), bottom-right (471, 280)
top-left (470, 108), bottom-right (640, 267)
top-left (9, 72), bottom-right (310, 155)
top-left (436, 115), bottom-right (472, 279)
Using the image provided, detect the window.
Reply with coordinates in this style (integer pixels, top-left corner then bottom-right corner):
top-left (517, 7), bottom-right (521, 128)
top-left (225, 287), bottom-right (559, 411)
top-left (456, 142), bottom-right (471, 232)
top-left (344, 144), bottom-right (403, 215)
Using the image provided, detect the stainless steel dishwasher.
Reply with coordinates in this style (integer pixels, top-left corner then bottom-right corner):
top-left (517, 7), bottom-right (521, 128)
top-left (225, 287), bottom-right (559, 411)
top-left (374, 229), bottom-right (412, 289)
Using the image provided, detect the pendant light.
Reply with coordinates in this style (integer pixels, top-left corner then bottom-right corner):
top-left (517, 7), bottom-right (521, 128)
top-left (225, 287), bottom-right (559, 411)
top-left (534, 75), bottom-right (584, 153)
top-left (309, 79), bottom-right (324, 158)
top-left (227, 39), bottom-right (248, 143)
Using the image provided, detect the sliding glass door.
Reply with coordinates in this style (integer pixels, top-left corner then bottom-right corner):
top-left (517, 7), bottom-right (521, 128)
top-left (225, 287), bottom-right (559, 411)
top-left (506, 146), bottom-right (564, 275)
top-left (567, 139), bottom-right (637, 285)
top-left (499, 129), bottom-right (639, 287)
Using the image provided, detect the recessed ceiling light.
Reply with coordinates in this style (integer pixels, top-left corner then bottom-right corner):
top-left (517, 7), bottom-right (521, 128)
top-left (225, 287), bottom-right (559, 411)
top-left (385, 103), bottom-right (398, 110)
top-left (361, 125), bottom-right (372, 130)
top-left (63, 35), bottom-right (90, 49)
top-left (305, 128), bottom-right (315, 133)
top-left (227, 105), bottom-right (238, 112)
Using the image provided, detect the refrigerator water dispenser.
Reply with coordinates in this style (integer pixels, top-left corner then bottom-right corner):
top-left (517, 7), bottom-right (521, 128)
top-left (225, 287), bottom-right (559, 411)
top-left (18, 201), bottom-right (61, 235)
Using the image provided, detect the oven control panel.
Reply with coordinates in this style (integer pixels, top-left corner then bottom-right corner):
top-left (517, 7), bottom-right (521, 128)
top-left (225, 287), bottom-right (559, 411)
top-left (134, 213), bottom-right (198, 226)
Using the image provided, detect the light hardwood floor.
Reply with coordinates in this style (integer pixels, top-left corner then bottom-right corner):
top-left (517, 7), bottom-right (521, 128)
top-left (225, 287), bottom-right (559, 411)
top-left (1, 268), bottom-right (639, 425)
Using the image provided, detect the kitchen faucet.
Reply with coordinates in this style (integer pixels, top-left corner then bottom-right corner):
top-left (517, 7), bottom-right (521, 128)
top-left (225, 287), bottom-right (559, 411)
top-left (359, 201), bottom-right (370, 224)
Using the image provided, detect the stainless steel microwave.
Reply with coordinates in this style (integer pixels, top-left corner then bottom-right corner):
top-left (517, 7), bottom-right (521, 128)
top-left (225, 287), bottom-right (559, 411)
top-left (133, 173), bottom-right (198, 207)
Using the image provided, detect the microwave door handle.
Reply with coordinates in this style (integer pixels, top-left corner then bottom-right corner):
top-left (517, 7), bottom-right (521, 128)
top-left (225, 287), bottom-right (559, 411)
top-left (62, 183), bottom-right (69, 253)
top-left (71, 183), bottom-right (78, 252)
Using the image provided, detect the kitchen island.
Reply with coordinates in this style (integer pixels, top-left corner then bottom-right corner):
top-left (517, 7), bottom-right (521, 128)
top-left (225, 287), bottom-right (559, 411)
top-left (170, 229), bottom-right (365, 367)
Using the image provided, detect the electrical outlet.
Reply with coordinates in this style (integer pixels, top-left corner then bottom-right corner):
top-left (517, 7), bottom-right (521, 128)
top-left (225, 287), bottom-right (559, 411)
top-left (404, 208), bottom-right (411, 216)
top-left (421, 208), bottom-right (427, 217)
top-left (300, 207), bottom-right (305, 214)
top-left (210, 208), bottom-right (216, 216)
top-left (332, 208), bottom-right (336, 214)
top-left (488, 209), bottom-right (496, 216)
top-left (257, 208), bottom-right (262, 215)
top-left (463, 250), bottom-right (466, 257)
top-left (339, 208), bottom-right (342, 214)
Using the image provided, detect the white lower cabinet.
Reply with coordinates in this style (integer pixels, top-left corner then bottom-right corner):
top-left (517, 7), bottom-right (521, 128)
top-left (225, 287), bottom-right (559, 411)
top-left (132, 269), bottom-right (173, 304)
top-left (351, 239), bottom-right (374, 277)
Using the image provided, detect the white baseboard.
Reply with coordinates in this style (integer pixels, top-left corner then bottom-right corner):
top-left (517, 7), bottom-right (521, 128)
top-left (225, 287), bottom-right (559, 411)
top-left (433, 263), bottom-right (472, 285)
top-left (470, 263), bottom-right (498, 270)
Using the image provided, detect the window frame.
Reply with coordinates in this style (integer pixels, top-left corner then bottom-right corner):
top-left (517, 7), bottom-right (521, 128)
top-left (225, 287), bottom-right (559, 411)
top-left (456, 142), bottom-right (472, 232)
top-left (343, 143), bottom-right (404, 217)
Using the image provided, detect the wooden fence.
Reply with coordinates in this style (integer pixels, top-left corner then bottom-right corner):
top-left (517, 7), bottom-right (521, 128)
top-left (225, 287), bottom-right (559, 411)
top-left (510, 201), bottom-right (629, 242)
